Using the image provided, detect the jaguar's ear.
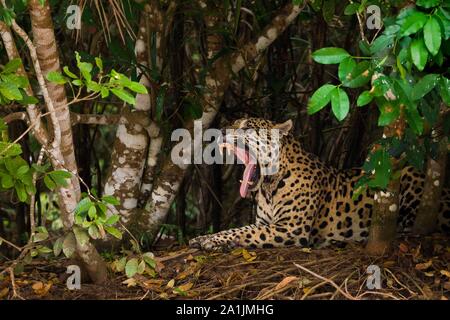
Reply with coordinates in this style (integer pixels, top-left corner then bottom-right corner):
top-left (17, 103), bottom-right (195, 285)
top-left (273, 119), bottom-right (293, 135)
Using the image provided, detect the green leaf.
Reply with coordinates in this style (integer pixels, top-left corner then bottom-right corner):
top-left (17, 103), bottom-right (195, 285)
top-left (18, 94), bottom-right (39, 105)
top-left (338, 57), bottom-right (356, 83)
top-left (367, 149), bottom-right (392, 189)
top-left (111, 88), bottom-right (135, 105)
top-left (0, 82), bottom-right (23, 100)
top-left (377, 99), bottom-right (400, 126)
top-left (370, 35), bottom-right (394, 54)
top-left (127, 82), bottom-right (148, 94)
top-left (125, 258), bottom-right (138, 278)
top-left (105, 226), bottom-right (122, 240)
top-left (292, 0), bottom-right (304, 5)
top-left (1, 174), bottom-right (13, 188)
top-left (416, 0), bottom-right (441, 9)
top-left (410, 37), bottom-right (428, 71)
top-left (405, 104), bottom-right (424, 135)
top-left (49, 170), bottom-right (71, 187)
top-left (2, 58), bottom-right (22, 74)
top-left (46, 71), bottom-right (67, 85)
top-left (101, 87), bottom-right (109, 98)
top-left (78, 62), bottom-right (93, 82)
top-left (330, 88), bottom-right (349, 121)
top-left (53, 237), bottom-right (64, 257)
top-left (143, 253), bottom-right (156, 269)
top-left (105, 214), bottom-right (120, 226)
top-left (400, 11), bottom-right (428, 37)
top-left (63, 66), bottom-right (78, 79)
top-left (307, 84), bottom-right (336, 114)
top-left (102, 195), bottom-right (120, 205)
top-left (43, 175), bottom-right (56, 190)
top-left (342, 61), bottom-right (372, 88)
top-left (33, 232), bottom-right (48, 243)
top-left (312, 47), bottom-right (350, 64)
top-left (439, 77), bottom-right (450, 105)
top-left (322, 0), bottom-right (335, 24)
top-left (95, 57), bottom-right (103, 71)
top-left (0, 142), bottom-right (22, 157)
top-left (423, 16), bottom-right (442, 56)
top-left (88, 205), bottom-right (97, 219)
top-left (344, 3), bottom-right (359, 15)
top-left (357, 91), bottom-right (373, 107)
top-left (88, 224), bottom-right (101, 239)
top-left (72, 79), bottom-right (82, 86)
top-left (411, 74), bottom-right (439, 100)
top-left (16, 165), bottom-right (29, 177)
top-left (75, 197), bottom-right (92, 214)
top-left (15, 183), bottom-right (27, 202)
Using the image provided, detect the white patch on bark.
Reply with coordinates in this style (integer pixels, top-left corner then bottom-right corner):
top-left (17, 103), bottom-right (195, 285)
top-left (434, 180), bottom-right (439, 187)
top-left (117, 125), bottom-right (147, 149)
top-left (123, 198), bottom-right (138, 210)
top-left (389, 204), bottom-right (397, 212)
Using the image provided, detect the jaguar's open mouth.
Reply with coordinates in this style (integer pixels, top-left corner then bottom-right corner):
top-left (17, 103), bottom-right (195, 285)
top-left (219, 142), bottom-right (260, 198)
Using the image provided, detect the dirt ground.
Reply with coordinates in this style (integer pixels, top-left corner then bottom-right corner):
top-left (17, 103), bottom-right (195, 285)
top-left (1, 234), bottom-right (449, 300)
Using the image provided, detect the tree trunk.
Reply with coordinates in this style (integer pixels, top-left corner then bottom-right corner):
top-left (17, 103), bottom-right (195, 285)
top-left (28, 0), bottom-right (81, 199)
top-left (412, 135), bottom-right (447, 235)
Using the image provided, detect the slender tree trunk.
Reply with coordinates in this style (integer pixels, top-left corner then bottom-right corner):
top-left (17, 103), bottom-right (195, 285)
top-left (366, 104), bottom-right (405, 255)
top-left (413, 123), bottom-right (448, 234)
top-left (28, 0), bottom-right (81, 199)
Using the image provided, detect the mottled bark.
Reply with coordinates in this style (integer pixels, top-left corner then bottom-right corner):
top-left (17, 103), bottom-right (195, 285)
top-left (28, 0), bottom-right (81, 199)
top-left (102, 11), bottom-right (152, 225)
top-left (412, 135), bottom-right (447, 235)
top-left (143, 2), bottom-right (306, 239)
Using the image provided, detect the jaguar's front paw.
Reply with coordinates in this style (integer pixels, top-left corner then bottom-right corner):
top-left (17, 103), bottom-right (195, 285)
top-left (189, 234), bottom-right (238, 251)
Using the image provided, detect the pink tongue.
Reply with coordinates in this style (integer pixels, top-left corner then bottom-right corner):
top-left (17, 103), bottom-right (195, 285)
top-left (240, 163), bottom-right (255, 198)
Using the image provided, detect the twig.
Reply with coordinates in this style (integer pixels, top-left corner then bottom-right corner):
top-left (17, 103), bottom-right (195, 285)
top-left (294, 262), bottom-right (356, 300)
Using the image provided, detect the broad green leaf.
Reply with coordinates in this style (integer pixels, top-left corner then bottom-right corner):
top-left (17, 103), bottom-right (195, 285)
top-left (405, 104), bottom-right (424, 135)
top-left (370, 35), bottom-right (394, 54)
top-left (342, 61), bottom-right (372, 88)
top-left (16, 165), bottom-right (29, 177)
top-left (2, 59), bottom-right (22, 73)
top-left (53, 237), bottom-right (64, 257)
top-left (101, 87), bottom-right (109, 98)
top-left (46, 71), bottom-right (67, 85)
top-left (43, 175), bottom-right (56, 190)
top-left (19, 94), bottom-right (39, 105)
top-left (344, 3), bottom-right (359, 15)
top-left (33, 232), bottom-right (48, 243)
top-left (88, 205), bottom-right (97, 219)
top-left (322, 0), bottom-right (335, 24)
top-left (125, 258), bottom-right (138, 278)
top-left (439, 77), bottom-right (450, 105)
top-left (307, 84), bottom-right (336, 114)
top-left (424, 16), bottom-right (442, 55)
top-left (105, 214), bottom-right (120, 226)
top-left (357, 91), bottom-right (373, 107)
top-left (75, 197), bottom-right (92, 214)
top-left (312, 47), bottom-right (350, 64)
top-left (330, 88), bottom-right (349, 121)
top-left (0, 142), bottom-right (22, 157)
top-left (377, 99), bottom-right (400, 126)
top-left (127, 82), bottom-right (148, 94)
top-left (367, 149), bottom-right (391, 189)
top-left (1, 174), bottom-right (13, 188)
top-left (416, 0), bottom-right (441, 8)
top-left (143, 253), bottom-right (156, 268)
top-left (102, 195), bottom-right (120, 205)
top-left (88, 224), bottom-right (101, 239)
top-left (0, 82), bottom-right (23, 100)
top-left (338, 57), bottom-right (356, 83)
top-left (400, 11), bottom-right (427, 37)
top-left (111, 88), bottom-right (135, 105)
top-left (49, 170), bottom-right (71, 187)
top-left (410, 38), bottom-right (428, 71)
top-left (411, 74), bottom-right (439, 100)
top-left (105, 226), bottom-right (122, 240)
top-left (15, 183), bottom-right (27, 202)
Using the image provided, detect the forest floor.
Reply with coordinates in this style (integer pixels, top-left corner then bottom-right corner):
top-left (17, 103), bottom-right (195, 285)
top-left (1, 234), bottom-right (449, 300)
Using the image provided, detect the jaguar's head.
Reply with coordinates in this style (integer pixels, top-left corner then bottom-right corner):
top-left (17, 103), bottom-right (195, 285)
top-left (220, 118), bottom-right (293, 198)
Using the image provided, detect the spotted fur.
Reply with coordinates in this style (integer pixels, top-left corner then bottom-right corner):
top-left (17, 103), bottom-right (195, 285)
top-left (189, 118), bottom-right (450, 250)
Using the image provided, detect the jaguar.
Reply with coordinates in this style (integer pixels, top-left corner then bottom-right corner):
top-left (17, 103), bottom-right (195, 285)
top-left (189, 118), bottom-right (450, 251)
